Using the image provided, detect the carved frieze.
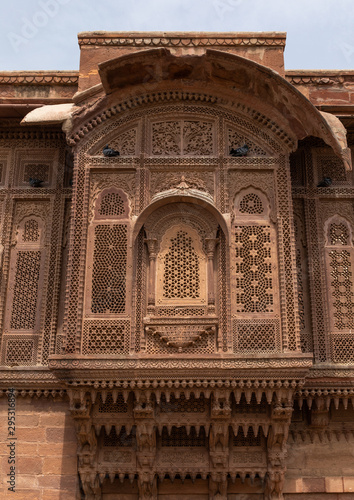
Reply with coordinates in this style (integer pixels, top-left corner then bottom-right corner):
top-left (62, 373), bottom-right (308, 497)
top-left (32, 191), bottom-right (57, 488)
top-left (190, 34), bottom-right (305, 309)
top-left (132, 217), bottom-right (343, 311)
top-left (150, 171), bottom-right (214, 198)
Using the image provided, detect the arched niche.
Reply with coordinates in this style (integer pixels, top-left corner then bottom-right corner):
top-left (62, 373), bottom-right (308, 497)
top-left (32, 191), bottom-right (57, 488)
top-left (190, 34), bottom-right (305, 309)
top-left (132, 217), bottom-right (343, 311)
top-left (132, 198), bottom-right (228, 354)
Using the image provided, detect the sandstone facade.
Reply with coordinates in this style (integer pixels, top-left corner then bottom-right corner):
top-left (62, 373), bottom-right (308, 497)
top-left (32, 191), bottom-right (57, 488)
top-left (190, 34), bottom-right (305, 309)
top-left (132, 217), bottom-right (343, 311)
top-left (0, 32), bottom-right (354, 499)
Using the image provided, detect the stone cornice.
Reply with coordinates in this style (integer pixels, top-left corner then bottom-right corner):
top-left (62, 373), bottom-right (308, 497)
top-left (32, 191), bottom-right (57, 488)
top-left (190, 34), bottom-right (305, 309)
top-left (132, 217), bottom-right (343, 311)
top-left (286, 70), bottom-right (354, 86)
top-left (0, 127), bottom-right (64, 141)
top-left (48, 354), bottom-right (313, 383)
top-left (0, 71), bottom-right (79, 86)
top-left (78, 31), bottom-right (286, 48)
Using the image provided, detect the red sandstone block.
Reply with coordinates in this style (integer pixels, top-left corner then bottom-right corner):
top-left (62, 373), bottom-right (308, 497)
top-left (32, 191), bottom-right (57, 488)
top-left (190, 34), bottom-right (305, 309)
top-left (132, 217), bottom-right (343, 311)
top-left (283, 477), bottom-right (303, 493)
top-left (38, 474), bottom-right (78, 489)
top-left (302, 477), bottom-right (325, 493)
top-left (344, 477), bottom-right (354, 492)
top-left (17, 443), bottom-right (38, 456)
top-left (17, 456), bottom-right (42, 475)
top-left (45, 426), bottom-right (76, 443)
top-left (42, 489), bottom-right (80, 500)
top-left (40, 412), bottom-right (70, 426)
top-left (16, 474), bottom-right (38, 489)
top-left (16, 427), bottom-right (46, 442)
top-left (16, 414), bottom-right (39, 427)
top-left (42, 456), bottom-right (77, 475)
top-left (39, 441), bottom-right (77, 457)
top-left (325, 476), bottom-right (344, 493)
top-left (2, 490), bottom-right (40, 500)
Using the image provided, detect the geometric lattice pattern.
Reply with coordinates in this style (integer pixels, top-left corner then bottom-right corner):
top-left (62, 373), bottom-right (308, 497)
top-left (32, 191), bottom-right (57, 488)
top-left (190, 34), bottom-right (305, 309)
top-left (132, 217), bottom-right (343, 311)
top-left (239, 193), bottom-right (264, 214)
top-left (4, 338), bottom-right (35, 366)
top-left (98, 192), bottom-right (125, 217)
top-left (329, 223), bottom-right (350, 246)
top-left (235, 394), bottom-right (268, 414)
top-left (163, 230), bottom-right (200, 299)
top-left (23, 163), bottom-right (49, 182)
top-left (295, 248), bottom-right (306, 332)
top-left (233, 428), bottom-right (262, 447)
top-left (160, 394), bottom-right (206, 413)
top-left (329, 250), bottom-right (354, 330)
top-left (318, 154), bottom-right (348, 184)
top-left (154, 306), bottom-right (206, 317)
top-left (161, 427), bottom-right (206, 447)
top-left (91, 224), bottom-right (127, 314)
top-left (22, 219), bottom-right (40, 242)
top-left (233, 319), bottom-right (280, 353)
top-left (235, 225), bottom-right (274, 313)
top-left (82, 320), bottom-right (130, 354)
top-left (99, 394), bottom-right (128, 413)
top-left (10, 251), bottom-right (41, 329)
top-left (103, 427), bottom-right (134, 447)
top-left (330, 334), bottom-right (354, 363)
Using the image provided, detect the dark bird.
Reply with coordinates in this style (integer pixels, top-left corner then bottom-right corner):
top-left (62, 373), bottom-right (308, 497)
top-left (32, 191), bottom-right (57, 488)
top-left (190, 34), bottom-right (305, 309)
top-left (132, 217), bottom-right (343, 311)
top-left (230, 144), bottom-right (249, 157)
top-left (103, 145), bottom-right (120, 157)
top-left (29, 178), bottom-right (43, 187)
top-left (317, 177), bottom-right (332, 187)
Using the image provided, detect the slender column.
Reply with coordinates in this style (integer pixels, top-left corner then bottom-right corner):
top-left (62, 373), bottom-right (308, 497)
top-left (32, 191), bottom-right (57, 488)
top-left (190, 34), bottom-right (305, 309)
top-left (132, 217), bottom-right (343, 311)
top-left (205, 238), bottom-right (218, 312)
top-left (145, 238), bottom-right (158, 308)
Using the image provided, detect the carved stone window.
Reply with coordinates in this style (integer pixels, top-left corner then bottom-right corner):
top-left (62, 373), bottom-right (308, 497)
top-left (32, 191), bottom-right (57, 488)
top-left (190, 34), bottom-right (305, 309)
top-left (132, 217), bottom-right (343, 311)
top-left (139, 202), bottom-right (221, 353)
top-left (5, 216), bottom-right (46, 334)
top-left (156, 225), bottom-right (207, 306)
top-left (84, 187), bottom-right (131, 319)
top-left (325, 217), bottom-right (354, 363)
top-left (325, 217), bottom-right (354, 332)
top-left (232, 189), bottom-right (281, 353)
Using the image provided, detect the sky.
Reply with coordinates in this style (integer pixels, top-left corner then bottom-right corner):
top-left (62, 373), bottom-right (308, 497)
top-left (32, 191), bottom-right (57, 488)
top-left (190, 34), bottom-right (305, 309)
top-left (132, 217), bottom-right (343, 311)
top-left (0, 0), bottom-right (354, 71)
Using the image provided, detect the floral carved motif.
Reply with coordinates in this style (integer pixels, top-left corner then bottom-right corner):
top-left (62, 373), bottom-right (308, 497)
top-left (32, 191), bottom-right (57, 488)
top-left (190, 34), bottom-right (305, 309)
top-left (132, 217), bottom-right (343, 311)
top-left (151, 120), bottom-right (214, 156)
top-left (228, 128), bottom-right (269, 156)
top-left (92, 127), bottom-right (137, 156)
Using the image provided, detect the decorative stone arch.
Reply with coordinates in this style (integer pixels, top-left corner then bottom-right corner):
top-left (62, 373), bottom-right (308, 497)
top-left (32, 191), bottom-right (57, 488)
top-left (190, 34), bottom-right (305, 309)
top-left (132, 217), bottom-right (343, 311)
top-left (132, 192), bottom-right (228, 246)
top-left (87, 120), bottom-right (141, 157)
top-left (324, 215), bottom-right (353, 247)
top-left (234, 187), bottom-right (272, 221)
top-left (94, 187), bottom-right (130, 220)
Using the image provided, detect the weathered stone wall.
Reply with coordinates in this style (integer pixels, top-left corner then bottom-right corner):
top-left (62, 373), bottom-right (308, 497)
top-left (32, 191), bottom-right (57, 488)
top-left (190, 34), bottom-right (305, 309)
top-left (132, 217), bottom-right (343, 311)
top-left (0, 396), bottom-right (79, 499)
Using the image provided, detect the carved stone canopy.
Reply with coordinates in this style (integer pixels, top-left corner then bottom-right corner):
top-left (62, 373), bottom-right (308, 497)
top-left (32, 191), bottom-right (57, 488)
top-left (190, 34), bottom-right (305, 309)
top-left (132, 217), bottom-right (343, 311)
top-left (141, 201), bottom-right (220, 247)
top-left (94, 48), bottom-right (351, 168)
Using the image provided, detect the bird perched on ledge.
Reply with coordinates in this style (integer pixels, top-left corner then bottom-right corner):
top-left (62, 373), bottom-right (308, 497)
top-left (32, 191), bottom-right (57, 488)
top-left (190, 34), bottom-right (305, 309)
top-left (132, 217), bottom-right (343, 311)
top-left (317, 177), bottom-right (332, 187)
top-left (103, 145), bottom-right (120, 157)
top-left (230, 144), bottom-right (249, 157)
top-left (29, 178), bottom-right (43, 187)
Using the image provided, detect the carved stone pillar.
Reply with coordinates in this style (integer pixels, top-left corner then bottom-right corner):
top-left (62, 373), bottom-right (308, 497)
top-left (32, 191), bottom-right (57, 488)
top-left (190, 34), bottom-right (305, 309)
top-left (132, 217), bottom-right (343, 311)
top-left (138, 471), bottom-right (157, 500)
top-left (134, 396), bottom-right (157, 499)
top-left (68, 390), bottom-right (100, 500)
top-left (209, 473), bottom-right (228, 500)
top-left (209, 393), bottom-right (231, 468)
top-left (205, 238), bottom-right (218, 313)
top-left (145, 238), bottom-right (158, 310)
top-left (265, 404), bottom-right (293, 500)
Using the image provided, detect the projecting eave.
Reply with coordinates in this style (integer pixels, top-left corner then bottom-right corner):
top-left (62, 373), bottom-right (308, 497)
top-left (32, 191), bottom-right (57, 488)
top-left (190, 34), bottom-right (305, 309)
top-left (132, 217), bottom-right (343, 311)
top-left (97, 48), bottom-right (352, 169)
